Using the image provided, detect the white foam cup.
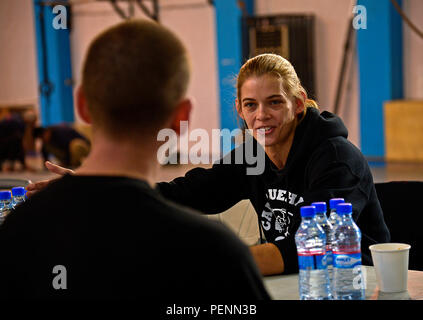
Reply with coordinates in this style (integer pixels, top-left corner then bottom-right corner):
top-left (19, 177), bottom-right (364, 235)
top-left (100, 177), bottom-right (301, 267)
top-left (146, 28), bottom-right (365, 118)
top-left (369, 243), bottom-right (411, 293)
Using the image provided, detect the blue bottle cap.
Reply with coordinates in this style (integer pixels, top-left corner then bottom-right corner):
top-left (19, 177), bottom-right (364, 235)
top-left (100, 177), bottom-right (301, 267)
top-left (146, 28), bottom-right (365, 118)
top-left (329, 198), bottom-right (345, 209)
top-left (300, 206), bottom-right (316, 218)
top-left (0, 191), bottom-right (12, 200)
top-left (12, 187), bottom-right (26, 197)
top-left (336, 203), bottom-right (352, 215)
top-left (311, 202), bottom-right (327, 213)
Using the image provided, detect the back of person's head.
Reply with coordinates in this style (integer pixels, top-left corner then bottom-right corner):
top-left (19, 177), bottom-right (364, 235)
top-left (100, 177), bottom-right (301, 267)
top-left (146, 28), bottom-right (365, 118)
top-left (81, 19), bottom-right (190, 137)
top-left (236, 53), bottom-right (318, 123)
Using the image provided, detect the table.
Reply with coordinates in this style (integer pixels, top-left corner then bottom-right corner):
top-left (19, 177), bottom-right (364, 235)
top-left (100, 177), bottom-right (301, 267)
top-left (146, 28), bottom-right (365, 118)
top-left (263, 266), bottom-right (423, 300)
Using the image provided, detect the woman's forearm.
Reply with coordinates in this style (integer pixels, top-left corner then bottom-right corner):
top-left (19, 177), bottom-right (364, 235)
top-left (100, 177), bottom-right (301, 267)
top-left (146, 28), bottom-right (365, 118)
top-left (249, 243), bottom-right (285, 276)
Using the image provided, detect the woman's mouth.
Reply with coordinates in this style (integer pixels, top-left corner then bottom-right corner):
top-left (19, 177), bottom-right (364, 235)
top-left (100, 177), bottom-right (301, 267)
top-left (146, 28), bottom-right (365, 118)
top-left (257, 126), bottom-right (275, 135)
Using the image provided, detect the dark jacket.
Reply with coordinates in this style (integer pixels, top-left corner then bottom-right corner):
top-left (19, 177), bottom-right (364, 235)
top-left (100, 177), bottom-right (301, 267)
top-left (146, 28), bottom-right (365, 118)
top-left (158, 108), bottom-right (390, 273)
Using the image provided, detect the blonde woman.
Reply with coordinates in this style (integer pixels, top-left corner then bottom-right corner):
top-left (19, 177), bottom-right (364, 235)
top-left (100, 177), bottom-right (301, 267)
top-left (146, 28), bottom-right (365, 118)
top-left (27, 54), bottom-right (390, 276)
top-left (158, 54), bottom-right (390, 275)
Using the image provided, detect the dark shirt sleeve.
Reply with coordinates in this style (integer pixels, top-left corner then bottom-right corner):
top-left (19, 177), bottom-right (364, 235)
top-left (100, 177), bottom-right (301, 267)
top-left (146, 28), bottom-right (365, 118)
top-left (157, 162), bottom-right (249, 214)
top-left (302, 141), bottom-right (390, 266)
top-left (270, 236), bottom-right (300, 275)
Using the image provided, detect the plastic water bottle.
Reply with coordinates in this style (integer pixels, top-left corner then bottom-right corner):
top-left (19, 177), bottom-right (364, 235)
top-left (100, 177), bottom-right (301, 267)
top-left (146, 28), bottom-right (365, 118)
top-left (11, 187), bottom-right (26, 209)
top-left (295, 206), bottom-right (332, 300)
top-left (0, 190), bottom-right (12, 224)
top-left (328, 198), bottom-right (344, 228)
top-left (332, 203), bottom-right (365, 300)
top-left (312, 202), bottom-right (334, 284)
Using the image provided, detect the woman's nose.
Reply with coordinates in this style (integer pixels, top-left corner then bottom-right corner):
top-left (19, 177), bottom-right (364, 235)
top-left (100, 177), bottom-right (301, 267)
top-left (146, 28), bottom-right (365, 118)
top-left (256, 104), bottom-right (270, 120)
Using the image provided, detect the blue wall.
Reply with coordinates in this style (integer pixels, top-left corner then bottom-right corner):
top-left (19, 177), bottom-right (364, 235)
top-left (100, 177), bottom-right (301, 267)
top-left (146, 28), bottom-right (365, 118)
top-left (33, 0), bottom-right (74, 126)
top-left (214, 0), bottom-right (254, 155)
top-left (356, 0), bottom-right (403, 158)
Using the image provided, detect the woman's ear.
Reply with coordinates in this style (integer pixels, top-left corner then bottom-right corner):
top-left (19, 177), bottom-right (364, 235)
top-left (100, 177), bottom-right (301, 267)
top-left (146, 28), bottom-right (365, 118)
top-left (295, 92), bottom-right (306, 115)
top-left (76, 86), bottom-right (92, 124)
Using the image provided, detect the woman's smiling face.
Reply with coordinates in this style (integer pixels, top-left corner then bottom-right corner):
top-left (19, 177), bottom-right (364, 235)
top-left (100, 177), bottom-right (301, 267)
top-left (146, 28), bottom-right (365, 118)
top-left (236, 73), bottom-right (304, 147)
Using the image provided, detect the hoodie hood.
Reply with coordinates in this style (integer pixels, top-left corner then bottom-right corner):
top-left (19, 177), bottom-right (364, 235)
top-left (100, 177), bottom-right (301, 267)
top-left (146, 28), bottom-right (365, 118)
top-left (267, 108), bottom-right (348, 172)
top-left (294, 108), bottom-right (348, 150)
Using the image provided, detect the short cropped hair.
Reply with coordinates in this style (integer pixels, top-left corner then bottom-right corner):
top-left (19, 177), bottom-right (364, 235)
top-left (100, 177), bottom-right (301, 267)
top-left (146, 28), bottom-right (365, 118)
top-left (81, 19), bottom-right (190, 135)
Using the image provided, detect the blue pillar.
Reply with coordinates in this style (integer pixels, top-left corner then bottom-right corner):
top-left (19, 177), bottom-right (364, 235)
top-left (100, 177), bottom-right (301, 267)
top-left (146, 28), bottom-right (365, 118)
top-left (356, 0), bottom-right (403, 159)
top-left (33, 0), bottom-right (74, 126)
top-left (214, 0), bottom-right (254, 155)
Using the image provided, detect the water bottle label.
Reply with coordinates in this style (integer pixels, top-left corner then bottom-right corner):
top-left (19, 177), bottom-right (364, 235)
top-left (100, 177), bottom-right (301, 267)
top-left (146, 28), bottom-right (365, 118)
top-left (298, 254), bottom-right (327, 270)
top-left (333, 252), bottom-right (362, 269)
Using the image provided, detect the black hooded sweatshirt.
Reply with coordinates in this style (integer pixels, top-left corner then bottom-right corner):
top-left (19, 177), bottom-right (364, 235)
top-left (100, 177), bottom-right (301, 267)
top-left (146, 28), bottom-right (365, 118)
top-left (157, 108), bottom-right (390, 274)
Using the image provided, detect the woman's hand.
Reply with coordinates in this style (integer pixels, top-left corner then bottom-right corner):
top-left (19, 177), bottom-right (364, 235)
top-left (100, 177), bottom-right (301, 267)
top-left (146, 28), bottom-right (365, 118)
top-left (25, 161), bottom-right (75, 197)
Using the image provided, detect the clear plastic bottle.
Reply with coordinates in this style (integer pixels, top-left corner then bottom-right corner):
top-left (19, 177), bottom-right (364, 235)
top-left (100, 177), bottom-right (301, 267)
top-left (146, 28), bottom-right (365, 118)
top-left (312, 202), bottom-right (334, 284)
top-left (328, 198), bottom-right (345, 228)
top-left (11, 187), bottom-right (26, 209)
top-left (0, 190), bottom-right (12, 224)
top-left (332, 203), bottom-right (365, 300)
top-left (295, 206), bottom-right (332, 300)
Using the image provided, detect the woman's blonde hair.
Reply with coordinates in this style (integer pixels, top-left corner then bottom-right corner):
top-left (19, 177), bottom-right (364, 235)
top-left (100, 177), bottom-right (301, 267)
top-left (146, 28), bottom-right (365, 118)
top-left (236, 53), bottom-right (318, 124)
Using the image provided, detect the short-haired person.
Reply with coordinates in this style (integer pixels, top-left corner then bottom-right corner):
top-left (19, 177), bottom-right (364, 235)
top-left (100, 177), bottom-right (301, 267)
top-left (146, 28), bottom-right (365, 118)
top-left (27, 55), bottom-right (390, 276)
top-left (0, 20), bottom-right (270, 300)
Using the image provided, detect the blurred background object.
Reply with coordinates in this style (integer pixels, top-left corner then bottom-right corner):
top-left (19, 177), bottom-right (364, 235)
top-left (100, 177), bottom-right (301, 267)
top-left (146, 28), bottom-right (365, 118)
top-left (33, 123), bottom-right (90, 169)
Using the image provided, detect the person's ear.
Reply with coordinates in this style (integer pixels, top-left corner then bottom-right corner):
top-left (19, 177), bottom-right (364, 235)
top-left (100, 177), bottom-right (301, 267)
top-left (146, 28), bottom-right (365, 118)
top-left (295, 92), bottom-right (306, 115)
top-left (236, 99), bottom-right (245, 120)
top-left (170, 98), bottom-right (192, 136)
top-left (76, 86), bottom-right (92, 124)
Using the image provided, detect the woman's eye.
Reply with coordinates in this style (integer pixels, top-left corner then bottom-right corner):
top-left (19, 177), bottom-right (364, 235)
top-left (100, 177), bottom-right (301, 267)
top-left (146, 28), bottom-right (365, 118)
top-left (270, 100), bottom-right (282, 105)
top-left (244, 102), bottom-right (256, 108)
